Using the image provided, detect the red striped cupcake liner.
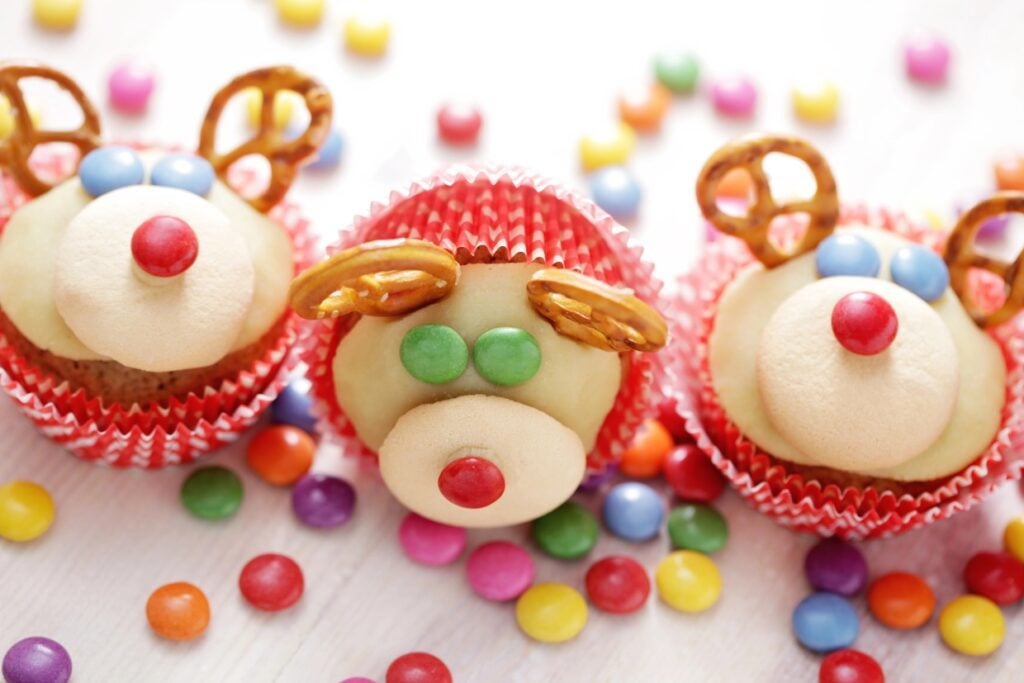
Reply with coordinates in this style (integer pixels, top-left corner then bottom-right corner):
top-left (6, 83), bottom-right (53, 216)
top-left (663, 205), bottom-right (1024, 539)
top-left (302, 164), bottom-right (665, 473)
top-left (0, 146), bottom-right (318, 468)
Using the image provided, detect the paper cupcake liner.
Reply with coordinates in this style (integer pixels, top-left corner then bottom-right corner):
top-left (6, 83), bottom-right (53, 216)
top-left (302, 164), bottom-right (664, 472)
top-left (665, 205), bottom-right (1024, 539)
top-left (0, 146), bottom-right (318, 468)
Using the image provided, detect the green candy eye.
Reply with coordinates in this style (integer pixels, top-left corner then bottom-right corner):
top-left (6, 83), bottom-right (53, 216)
top-left (400, 324), bottom-right (468, 384)
top-left (472, 327), bottom-right (542, 386)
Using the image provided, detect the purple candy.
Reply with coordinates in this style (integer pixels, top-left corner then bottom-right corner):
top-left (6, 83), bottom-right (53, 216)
top-left (804, 539), bottom-right (868, 596)
top-left (2, 637), bottom-right (72, 683)
top-left (291, 474), bottom-right (356, 529)
top-left (955, 198), bottom-right (1010, 240)
top-left (577, 464), bottom-right (617, 492)
top-left (271, 382), bottom-right (318, 434)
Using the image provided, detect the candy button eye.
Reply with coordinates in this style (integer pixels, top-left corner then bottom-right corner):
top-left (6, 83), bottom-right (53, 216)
top-left (78, 146), bottom-right (145, 197)
top-left (151, 154), bottom-right (216, 197)
top-left (890, 245), bottom-right (949, 302)
top-left (815, 233), bottom-right (881, 278)
top-left (472, 327), bottom-right (542, 386)
top-left (400, 324), bottom-right (468, 384)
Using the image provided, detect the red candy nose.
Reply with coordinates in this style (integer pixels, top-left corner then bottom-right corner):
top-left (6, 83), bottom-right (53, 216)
top-left (831, 291), bottom-right (898, 355)
top-left (438, 456), bottom-right (505, 509)
top-left (131, 215), bottom-right (199, 278)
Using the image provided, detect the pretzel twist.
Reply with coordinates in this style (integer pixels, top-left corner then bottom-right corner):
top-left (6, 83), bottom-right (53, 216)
top-left (198, 66), bottom-right (332, 213)
top-left (0, 62), bottom-right (102, 196)
top-left (945, 192), bottom-right (1024, 327)
top-left (289, 239), bottom-right (461, 319)
top-left (527, 268), bottom-right (667, 353)
top-left (696, 134), bottom-right (839, 268)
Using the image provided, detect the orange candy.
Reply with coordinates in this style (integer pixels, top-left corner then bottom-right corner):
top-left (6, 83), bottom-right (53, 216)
top-left (617, 83), bottom-right (672, 133)
top-left (619, 419), bottom-right (674, 478)
top-left (994, 154), bottom-right (1024, 191)
top-left (867, 571), bottom-right (936, 629)
top-left (715, 168), bottom-right (753, 200)
top-left (146, 582), bottom-right (210, 641)
top-left (246, 425), bottom-right (315, 486)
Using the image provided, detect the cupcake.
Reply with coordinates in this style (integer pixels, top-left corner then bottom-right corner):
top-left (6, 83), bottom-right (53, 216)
top-left (669, 133), bottom-right (1024, 539)
top-left (289, 166), bottom-right (668, 527)
top-left (0, 63), bottom-right (331, 467)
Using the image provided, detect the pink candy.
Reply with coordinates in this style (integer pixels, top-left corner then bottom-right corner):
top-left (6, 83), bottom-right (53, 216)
top-left (709, 77), bottom-right (757, 117)
top-left (466, 541), bottom-right (535, 602)
top-left (398, 512), bottom-right (466, 566)
top-left (905, 33), bottom-right (951, 84)
top-left (108, 61), bottom-right (155, 114)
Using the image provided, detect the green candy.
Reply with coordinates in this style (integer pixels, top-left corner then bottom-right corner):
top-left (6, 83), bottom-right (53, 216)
top-left (472, 327), bottom-right (541, 386)
top-left (667, 503), bottom-right (728, 554)
top-left (400, 324), bottom-right (468, 385)
top-left (654, 53), bottom-right (700, 94)
top-left (532, 501), bottom-right (599, 560)
top-left (181, 466), bottom-right (244, 520)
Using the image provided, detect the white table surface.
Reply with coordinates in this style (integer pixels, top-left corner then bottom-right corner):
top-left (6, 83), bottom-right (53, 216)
top-left (2, 0), bottom-right (1024, 681)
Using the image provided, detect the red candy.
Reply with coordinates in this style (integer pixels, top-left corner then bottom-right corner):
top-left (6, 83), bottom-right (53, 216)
top-left (436, 103), bottom-right (482, 145)
top-left (386, 652), bottom-right (453, 683)
top-left (585, 555), bottom-right (651, 614)
top-left (831, 291), bottom-right (898, 356)
top-left (819, 649), bottom-right (885, 683)
top-left (437, 456), bottom-right (505, 508)
top-left (239, 553), bottom-right (305, 611)
top-left (663, 444), bottom-right (725, 503)
top-left (131, 215), bottom-right (199, 278)
top-left (964, 551), bottom-right (1024, 605)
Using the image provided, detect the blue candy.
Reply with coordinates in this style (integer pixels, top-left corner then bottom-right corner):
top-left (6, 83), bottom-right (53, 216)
top-left (306, 127), bottom-right (344, 171)
top-left (271, 382), bottom-right (317, 434)
top-left (151, 154), bottom-right (215, 196)
top-left (815, 233), bottom-right (881, 278)
top-left (78, 146), bottom-right (144, 197)
top-left (602, 482), bottom-right (664, 541)
top-left (890, 244), bottom-right (949, 302)
top-left (792, 592), bottom-right (859, 653)
top-left (589, 166), bottom-right (641, 220)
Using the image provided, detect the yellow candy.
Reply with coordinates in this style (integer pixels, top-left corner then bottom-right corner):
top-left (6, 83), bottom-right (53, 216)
top-left (273, 0), bottom-right (324, 27)
top-left (343, 17), bottom-right (391, 57)
top-left (0, 96), bottom-right (43, 138)
top-left (515, 582), bottom-right (587, 643)
top-left (792, 82), bottom-right (840, 124)
top-left (939, 595), bottom-right (1004, 656)
top-left (579, 122), bottom-right (636, 172)
top-left (1004, 516), bottom-right (1024, 563)
top-left (655, 550), bottom-right (721, 612)
top-left (0, 481), bottom-right (55, 542)
top-left (244, 88), bottom-right (302, 130)
top-left (33, 0), bottom-right (82, 30)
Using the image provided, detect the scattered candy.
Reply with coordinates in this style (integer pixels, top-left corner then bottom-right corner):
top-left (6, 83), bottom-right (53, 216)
top-left (466, 541), bottom-right (535, 602)
top-left (78, 146), bottom-right (145, 197)
top-left (344, 17), bottom-right (391, 57)
top-left (271, 382), bottom-right (318, 433)
top-left (0, 96), bottom-right (42, 139)
top-left (617, 83), bottom-right (671, 132)
top-left (132, 216), bottom-right (199, 278)
top-left (146, 582), bottom-right (210, 641)
top-left (0, 480), bottom-right (55, 542)
top-left (579, 122), bottom-right (636, 172)
top-left (107, 61), bottom-right (155, 114)
top-left (714, 168), bottom-right (753, 201)
top-left (994, 154), bottom-right (1024, 191)
top-left (889, 245), bottom-right (949, 302)
top-left (792, 592), bottom-right (859, 653)
top-left (181, 466), bottom-right (244, 520)
top-left (472, 327), bottom-right (541, 386)
top-left (291, 474), bottom-right (356, 529)
top-left (831, 292), bottom-right (898, 356)
top-left (32, 0), bottom-right (81, 30)
top-left (867, 571), bottom-right (935, 629)
top-left (792, 82), bottom-right (840, 124)
top-left (531, 501), bottom-right (598, 559)
top-left (246, 425), bottom-right (315, 486)
top-left (150, 154), bottom-right (215, 197)
top-left (401, 324), bottom-right (468, 385)
top-left (954, 197), bottom-right (1009, 240)
top-left (239, 553), bottom-right (304, 611)
top-left (709, 77), bottom-right (757, 118)
top-left (436, 103), bottom-right (483, 145)
top-left (655, 550), bottom-right (721, 613)
top-left (589, 166), bottom-right (642, 221)
top-left (2, 637), bottom-right (72, 683)
top-left (667, 503), bottom-right (728, 554)
top-left (819, 649), bottom-right (884, 683)
top-left (618, 419), bottom-right (672, 478)
top-left (584, 555), bottom-right (650, 614)
top-left (386, 652), bottom-right (452, 683)
top-left (306, 127), bottom-right (344, 171)
top-left (273, 0), bottom-right (324, 27)
top-left (654, 53), bottom-right (699, 94)
top-left (938, 595), bottom-right (1004, 656)
top-left (341, 678), bottom-right (374, 683)
top-left (963, 551), bottom-right (1024, 605)
top-left (904, 32), bottom-right (951, 84)
top-left (399, 512), bottom-right (466, 566)
top-left (515, 583), bottom-right (588, 643)
top-left (1004, 515), bottom-right (1024, 563)
top-left (816, 233), bottom-right (881, 279)
top-left (662, 444), bottom-right (725, 503)
top-left (603, 482), bottom-right (664, 541)
top-left (244, 88), bottom-right (302, 130)
top-left (804, 539), bottom-right (868, 596)
top-left (576, 465), bottom-right (617, 493)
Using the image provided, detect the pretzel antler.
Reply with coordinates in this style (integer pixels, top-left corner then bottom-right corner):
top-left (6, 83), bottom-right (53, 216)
top-left (696, 134), bottom-right (839, 268)
top-left (0, 62), bottom-right (102, 197)
top-left (198, 66), bottom-right (331, 213)
top-left (945, 193), bottom-right (1024, 327)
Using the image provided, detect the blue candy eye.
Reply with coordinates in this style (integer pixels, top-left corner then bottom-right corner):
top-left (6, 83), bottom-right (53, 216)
top-left (150, 154), bottom-right (215, 197)
top-left (890, 245), bottom-right (949, 302)
top-left (78, 146), bottom-right (145, 197)
top-left (815, 233), bottom-right (881, 278)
